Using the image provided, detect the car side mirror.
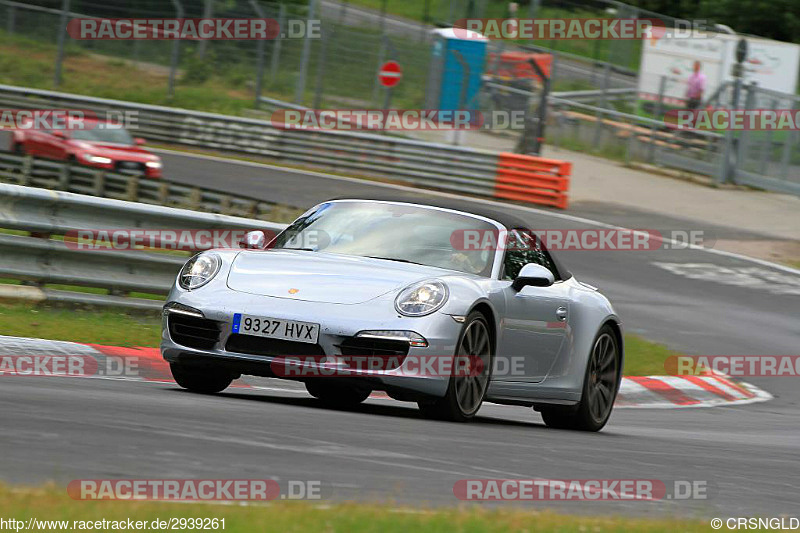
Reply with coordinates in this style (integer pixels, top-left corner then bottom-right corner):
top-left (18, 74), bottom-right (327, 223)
top-left (134, 137), bottom-right (146, 145)
top-left (51, 130), bottom-right (66, 139)
top-left (239, 230), bottom-right (267, 250)
top-left (512, 263), bottom-right (555, 290)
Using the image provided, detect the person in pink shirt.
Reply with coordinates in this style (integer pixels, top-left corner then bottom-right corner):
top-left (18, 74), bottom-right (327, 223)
top-left (686, 61), bottom-right (706, 110)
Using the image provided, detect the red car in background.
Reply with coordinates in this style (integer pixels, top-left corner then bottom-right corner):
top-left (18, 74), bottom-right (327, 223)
top-left (11, 120), bottom-right (163, 179)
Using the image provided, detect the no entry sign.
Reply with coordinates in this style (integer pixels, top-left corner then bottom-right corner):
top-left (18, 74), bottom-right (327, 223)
top-left (378, 60), bottom-right (402, 88)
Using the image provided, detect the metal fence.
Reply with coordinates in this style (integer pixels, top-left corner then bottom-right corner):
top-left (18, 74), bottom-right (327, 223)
top-left (0, 0), bottom-right (435, 110)
top-left (0, 182), bottom-right (286, 309)
top-left (0, 152), bottom-right (301, 220)
top-left (708, 81), bottom-right (800, 193)
top-left (0, 0), bottom-right (644, 109)
top-left (0, 83), bottom-right (515, 201)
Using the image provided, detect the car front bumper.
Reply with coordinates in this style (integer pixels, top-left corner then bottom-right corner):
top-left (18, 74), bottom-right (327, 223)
top-left (160, 287), bottom-right (463, 399)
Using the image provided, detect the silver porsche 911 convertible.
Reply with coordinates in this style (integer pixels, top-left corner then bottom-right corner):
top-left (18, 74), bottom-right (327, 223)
top-left (161, 197), bottom-right (623, 431)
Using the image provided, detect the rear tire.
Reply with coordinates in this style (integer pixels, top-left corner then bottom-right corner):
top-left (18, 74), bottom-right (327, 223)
top-left (170, 363), bottom-right (234, 394)
top-left (305, 381), bottom-right (370, 407)
top-left (540, 324), bottom-right (620, 432)
top-left (417, 311), bottom-right (493, 422)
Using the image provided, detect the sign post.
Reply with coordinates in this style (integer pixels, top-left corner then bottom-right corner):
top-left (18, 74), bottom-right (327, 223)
top-left (718, 38), bottom-right (748, 184)
top-left (378, 60), bottom-right (402, 109)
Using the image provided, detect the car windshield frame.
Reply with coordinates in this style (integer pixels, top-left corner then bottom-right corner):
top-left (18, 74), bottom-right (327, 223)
top-left (69, 125), bottom-right (135, 145)
top-left (270, 200), bottom-right (506, 278)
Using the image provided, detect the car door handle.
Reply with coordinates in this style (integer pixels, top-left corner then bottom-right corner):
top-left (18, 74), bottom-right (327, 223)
top-left (556, 307), bottom-right (568, 321)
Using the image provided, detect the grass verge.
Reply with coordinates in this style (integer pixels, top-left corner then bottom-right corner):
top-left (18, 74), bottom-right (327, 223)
top-left (0, 484), bottom-right (707, 532)
top-left (0, 303), bottom-right (674, 375)
top-left (0, 303), bottom-right (161, 347)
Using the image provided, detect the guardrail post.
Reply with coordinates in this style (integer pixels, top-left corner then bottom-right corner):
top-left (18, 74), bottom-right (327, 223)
top-left (94, 171), bottom-right (106, 197)
top-left (20, 156), bottom-right (33, 186)
top-left (220, 195), bottom-right (232, 215)
top-left (58, 162), bottom-right (70, 190)
top-left (189, 188), bottom-right (202, 210)
top-left (126, 175), bottom-right (140, 202)
top-left (158, 182), bottom-right (169, 205)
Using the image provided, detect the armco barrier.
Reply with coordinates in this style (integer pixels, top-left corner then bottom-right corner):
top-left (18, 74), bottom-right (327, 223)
top-left (0, 84), bottom-right (572, 209)
top-left (494, 153), bottom-right (571, 209)
top-left (0, 183), bottom-right (286, 309)
top-left (0, 152), bottom-right (294, 220)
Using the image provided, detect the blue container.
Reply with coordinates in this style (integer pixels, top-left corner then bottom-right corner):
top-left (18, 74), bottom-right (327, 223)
top-left (427, 28), bottom-right (488, 111)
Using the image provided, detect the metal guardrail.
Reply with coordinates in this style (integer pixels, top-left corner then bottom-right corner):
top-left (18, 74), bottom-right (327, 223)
top-left (0, 183), bottom-right (287, 309)
top-left (548, 96), bottom-right (726, 172)
top-left (550, 88), bottom-right (637, 104)
top-left (0, 152), bottom-right (291, 220)
top-left (0, 84), bottom-right (507, 201)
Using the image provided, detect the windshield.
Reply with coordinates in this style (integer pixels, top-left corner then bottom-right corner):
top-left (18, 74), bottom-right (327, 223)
top-left (271, 201), bottom-right (498, 276)
top-left (70, 125), bottom-right (134, 145)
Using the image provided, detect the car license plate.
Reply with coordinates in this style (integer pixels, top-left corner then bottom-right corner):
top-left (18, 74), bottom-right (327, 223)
top-left (232, 313), bottom-right (319, 344)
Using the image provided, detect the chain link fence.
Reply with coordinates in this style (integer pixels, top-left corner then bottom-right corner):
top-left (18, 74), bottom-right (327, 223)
top-left (1, 0), bottom-right (797, 195)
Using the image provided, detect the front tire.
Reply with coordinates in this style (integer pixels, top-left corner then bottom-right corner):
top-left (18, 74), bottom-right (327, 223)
top-left (305, 381), bottom-right (371, 407)
top-left (540, 325), bottom-right (620, 431)
top-left (170, 363), bottom-right (234, 394)
top-left (417, 311), bottom-right (493, 422)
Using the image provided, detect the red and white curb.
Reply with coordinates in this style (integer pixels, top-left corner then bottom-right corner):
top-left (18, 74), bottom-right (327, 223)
top-left (616, 375), bottom-right (772, 408)
top-left (0, 335), bottom-right (773, 409)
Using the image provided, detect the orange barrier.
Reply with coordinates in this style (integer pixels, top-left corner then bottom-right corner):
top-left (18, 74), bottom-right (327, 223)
top-left (486, 52), bottom-right (552, 82)
top-left (494, 153), bottom-right (571, 209)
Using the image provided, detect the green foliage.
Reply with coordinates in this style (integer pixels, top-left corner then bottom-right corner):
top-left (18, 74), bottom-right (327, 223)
top-left (182, 53), bottom-right (215, 84)
top-left (627, 0), bottom-right (800, 43)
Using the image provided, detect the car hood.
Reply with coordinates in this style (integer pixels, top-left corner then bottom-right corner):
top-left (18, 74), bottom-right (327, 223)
top-left (226, 249), bottom-right (450, 304)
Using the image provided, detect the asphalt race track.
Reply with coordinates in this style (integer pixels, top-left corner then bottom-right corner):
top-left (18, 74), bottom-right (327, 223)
top-left (3, 147), bottom-right (799, 518)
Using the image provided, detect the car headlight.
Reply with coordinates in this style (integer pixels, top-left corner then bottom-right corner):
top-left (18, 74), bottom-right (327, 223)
top-left (146, 161), bottom-right (162, 169)
top-left (395, 280), bottom-right (449, 317)
top-left (179, 253), bottom-right (221, 290)
top-left (83, 154), bottom-right (112, 164)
